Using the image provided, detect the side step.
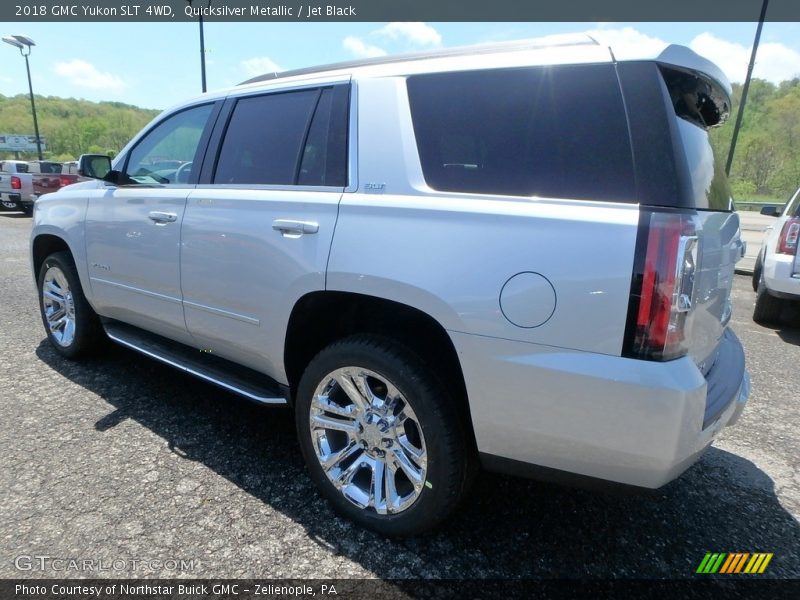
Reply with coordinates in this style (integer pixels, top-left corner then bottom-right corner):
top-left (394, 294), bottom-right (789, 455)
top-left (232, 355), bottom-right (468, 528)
top-left (103, 320), bottom-right (289, 405)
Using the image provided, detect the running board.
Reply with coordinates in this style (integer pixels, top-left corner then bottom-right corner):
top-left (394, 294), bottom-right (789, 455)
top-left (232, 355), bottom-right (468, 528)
top-left (103, 320), bottom-right (289, 405)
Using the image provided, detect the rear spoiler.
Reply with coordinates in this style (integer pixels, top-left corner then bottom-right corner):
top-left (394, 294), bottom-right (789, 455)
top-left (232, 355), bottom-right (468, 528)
top-left (655, 45), bottom-right (732, 129)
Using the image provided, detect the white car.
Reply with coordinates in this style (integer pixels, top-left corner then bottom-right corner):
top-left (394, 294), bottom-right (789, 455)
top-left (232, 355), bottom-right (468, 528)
top-left (752, 187), bottom-right (800, 322)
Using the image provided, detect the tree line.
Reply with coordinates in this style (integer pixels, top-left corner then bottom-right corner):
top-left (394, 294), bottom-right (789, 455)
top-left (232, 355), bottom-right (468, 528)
top-left (0, 94), bottom-right (158, 162)
top-left (710, 78), bottom-right (800, 202)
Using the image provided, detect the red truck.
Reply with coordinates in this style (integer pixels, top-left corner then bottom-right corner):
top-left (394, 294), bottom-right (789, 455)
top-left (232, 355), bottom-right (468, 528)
top-left (27, 160), bottom-right (80, 195)
top-left (0, 160), bottom-right (81, 214)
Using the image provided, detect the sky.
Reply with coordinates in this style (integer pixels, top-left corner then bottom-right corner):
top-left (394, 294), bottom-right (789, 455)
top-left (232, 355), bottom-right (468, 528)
top-left (1, 21), bottom-right (800, 111)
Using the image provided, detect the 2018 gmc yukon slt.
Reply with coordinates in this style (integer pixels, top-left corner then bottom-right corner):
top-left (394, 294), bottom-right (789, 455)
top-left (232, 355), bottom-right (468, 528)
top-left (30, 35), bottom-right (750, 535)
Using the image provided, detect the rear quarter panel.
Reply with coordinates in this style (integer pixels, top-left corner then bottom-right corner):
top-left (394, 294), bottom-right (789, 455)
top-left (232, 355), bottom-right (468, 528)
top-left (327, 76), bottom-right (639, 356)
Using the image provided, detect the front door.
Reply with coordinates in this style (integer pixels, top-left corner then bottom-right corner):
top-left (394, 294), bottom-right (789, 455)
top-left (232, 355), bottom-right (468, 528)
top-left (85, 103), bottom-right (216, 344)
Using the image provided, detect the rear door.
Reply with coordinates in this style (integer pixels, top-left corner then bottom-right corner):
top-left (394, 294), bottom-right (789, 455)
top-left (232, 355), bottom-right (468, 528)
top-left (180, 82), bottom-right (350, 379)
top-left (85, 102), bottom-right (217, 344)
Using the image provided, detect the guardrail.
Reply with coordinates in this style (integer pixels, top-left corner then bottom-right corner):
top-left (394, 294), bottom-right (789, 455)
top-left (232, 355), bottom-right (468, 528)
top-left (736, 201), bottom-right (783, 212)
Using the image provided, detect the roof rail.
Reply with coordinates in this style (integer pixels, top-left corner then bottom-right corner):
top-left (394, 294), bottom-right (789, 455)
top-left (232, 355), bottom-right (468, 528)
top-left (239, 34), bottom-right (598, 86)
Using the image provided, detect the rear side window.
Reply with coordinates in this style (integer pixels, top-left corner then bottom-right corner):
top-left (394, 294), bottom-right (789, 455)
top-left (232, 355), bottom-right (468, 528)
top-left (406, 65), bottom-right (635, 201)
top-left (214, 85), bottom-right (349, 187)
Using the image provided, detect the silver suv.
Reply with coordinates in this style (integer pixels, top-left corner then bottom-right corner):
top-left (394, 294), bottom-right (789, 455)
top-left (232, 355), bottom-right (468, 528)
top-left (31, 36), bottom-right (750, 535)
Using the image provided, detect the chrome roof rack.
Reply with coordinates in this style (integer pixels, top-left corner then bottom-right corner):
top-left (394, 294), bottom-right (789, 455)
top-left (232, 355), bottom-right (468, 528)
top-left (239, 34), bottom-right (598, 85)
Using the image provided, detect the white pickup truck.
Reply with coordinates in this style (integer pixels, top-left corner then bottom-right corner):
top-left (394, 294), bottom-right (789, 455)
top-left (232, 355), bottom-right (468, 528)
top-left (0, 160), bottom-right (36, 214)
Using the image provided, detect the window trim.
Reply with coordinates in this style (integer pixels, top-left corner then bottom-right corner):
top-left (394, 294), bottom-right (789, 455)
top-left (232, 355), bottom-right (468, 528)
top-left (198, 79), bottom-right (353, 192)
top-left (117, 101), bottom-right (222, 188)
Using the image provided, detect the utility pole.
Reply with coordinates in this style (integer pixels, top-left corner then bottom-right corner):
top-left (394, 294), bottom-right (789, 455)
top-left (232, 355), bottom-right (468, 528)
top-left (725, 0), bottom-right (769, 177)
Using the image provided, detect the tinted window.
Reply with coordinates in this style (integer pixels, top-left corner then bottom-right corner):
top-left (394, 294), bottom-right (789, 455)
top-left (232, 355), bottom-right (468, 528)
top-left (298, 86), bottom-right (349, 187)
top-left (214, 90), bottom-right (318, 185)
top-left (675, 118), bottom-right (732, 211)
top-left (407, 65), bottom-right (635, 201)
top-left (125, 103), bottom-right (213, 184)
top-left (784, 187), bottom-right (800, 217)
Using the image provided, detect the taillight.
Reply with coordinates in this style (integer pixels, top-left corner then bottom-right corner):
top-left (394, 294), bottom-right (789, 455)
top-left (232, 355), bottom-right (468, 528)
top-left (10, 176), bottom-right (21, 190)
top-left (59, 175), bottom-right (72, 187)
top-left (624, 210), bottom-right (698, 361)
top-left (777, 218), bottom-right (800, 255)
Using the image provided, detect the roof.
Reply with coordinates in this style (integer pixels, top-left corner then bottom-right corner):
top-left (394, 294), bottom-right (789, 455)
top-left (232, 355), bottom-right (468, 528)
top-left (239, 33), bottom-right (600, 85)
top-left (175, 33), bottom-right (730, 110)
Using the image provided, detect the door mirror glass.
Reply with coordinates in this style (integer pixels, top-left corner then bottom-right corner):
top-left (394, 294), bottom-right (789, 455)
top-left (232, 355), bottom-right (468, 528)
top-left (77, 154), bottom-right (112, 180)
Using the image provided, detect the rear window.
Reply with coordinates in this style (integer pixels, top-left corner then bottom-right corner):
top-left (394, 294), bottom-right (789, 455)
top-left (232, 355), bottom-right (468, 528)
top-left (660, 66), bottom-right (733, 212)
top-left (406, 65), bottom-right (635, 201)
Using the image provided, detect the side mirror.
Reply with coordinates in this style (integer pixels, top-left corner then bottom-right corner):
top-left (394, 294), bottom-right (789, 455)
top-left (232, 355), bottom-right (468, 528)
top-left (759, 205), bottom-right (782, 217)
top-left (77, 154), bottom-right (112, 180)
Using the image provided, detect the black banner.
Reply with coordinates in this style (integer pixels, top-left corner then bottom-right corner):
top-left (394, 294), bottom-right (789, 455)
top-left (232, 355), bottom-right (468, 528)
top-left (2, 0), bottom-right (800, 22)
top-left (3, 579), bottom-right (800, 600)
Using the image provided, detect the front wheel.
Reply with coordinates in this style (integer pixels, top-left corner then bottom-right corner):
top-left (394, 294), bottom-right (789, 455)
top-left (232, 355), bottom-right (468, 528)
top-left (37, 251), bottom-right (105, 358)
top-left (295, 335), bottom-right (473, 536)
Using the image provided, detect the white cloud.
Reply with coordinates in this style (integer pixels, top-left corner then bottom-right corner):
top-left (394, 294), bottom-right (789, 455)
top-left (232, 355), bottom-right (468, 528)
top-left (53, 59), bottom-right (125, 92)
top-left (689, 32), bottom-right (800, 84)
top-left (584, 27), bottom-right (668, 60)
top-left (343, 36), bottom-right (387, 59)
top-left (241, 56), bottom-right (283, 77)
top-left (585, 27), bottom-right (800, 85)
top-left (373, 22), bottom-right (442, 47)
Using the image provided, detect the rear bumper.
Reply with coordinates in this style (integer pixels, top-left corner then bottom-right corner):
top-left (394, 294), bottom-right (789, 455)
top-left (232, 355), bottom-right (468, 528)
top-left (0, 192), bottom-right (22, 209)
top-left (453, 328), bottom-right (749, 489)
top-left (763, 253), bottom-right (800, 298)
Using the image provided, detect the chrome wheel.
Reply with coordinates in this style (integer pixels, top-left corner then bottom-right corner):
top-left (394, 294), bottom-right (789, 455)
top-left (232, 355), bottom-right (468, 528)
top-left (41, 266), bottom-right (76, 347)
top-left (309, 367), bottom-right (428, 515)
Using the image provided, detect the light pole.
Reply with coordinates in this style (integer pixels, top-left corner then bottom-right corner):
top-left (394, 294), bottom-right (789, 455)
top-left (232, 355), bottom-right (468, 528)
top-left (2, 35), bottom-right (43, 161)
top-left (725, 0), bottom-right (769, 177)
top-left (185, 0), bottom-right (211, 93)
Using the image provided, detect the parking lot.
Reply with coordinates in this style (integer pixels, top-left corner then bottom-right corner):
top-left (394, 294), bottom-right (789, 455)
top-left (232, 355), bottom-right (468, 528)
top-left (0, 211), bottom-right (798, 580)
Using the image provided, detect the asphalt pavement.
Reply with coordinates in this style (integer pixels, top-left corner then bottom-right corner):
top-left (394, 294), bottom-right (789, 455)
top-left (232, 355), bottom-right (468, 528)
top-left (0, 211), bottom-right (798, 580)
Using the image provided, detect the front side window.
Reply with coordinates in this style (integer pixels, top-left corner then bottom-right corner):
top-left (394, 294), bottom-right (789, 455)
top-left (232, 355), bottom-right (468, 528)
top-left (124, 103), bottom-right (214, 185)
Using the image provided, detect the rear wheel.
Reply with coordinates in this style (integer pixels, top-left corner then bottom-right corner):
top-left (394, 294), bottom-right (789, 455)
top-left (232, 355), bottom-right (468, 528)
top-left (37, 251), bottom-right (105, 358)
top-left (753, 278), bottom-right (783, 324)
top-left (295, 335), bottom-right (473, 536)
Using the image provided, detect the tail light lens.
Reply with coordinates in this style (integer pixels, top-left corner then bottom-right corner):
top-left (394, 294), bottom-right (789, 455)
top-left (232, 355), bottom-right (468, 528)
top-left (624, 210), bottom-right (698, 361)
top-left (59, 175), bottom-right (73, 188)
top-left (777, 218), bottom-right (800, 255)
top-left (10, 176), bottom-right (21, 190)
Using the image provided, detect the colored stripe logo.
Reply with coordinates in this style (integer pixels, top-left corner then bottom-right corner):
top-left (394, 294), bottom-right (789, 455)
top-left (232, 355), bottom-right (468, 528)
top-left (696, 552), bottom-right (773, 574)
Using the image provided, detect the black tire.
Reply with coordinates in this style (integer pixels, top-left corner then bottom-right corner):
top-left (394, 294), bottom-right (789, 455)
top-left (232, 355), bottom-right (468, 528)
top-left (752, 250), bottom-right (763, 292)
top-left (37, 251), bottom-right (105, 358)
top-left (295, 334), bottom-right (474, 536)
top-left (753, 278), bottom-right (783, 324)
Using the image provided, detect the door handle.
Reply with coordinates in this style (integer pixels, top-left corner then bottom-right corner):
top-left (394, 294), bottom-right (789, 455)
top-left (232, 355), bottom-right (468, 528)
top-left (272, 219), bottom-right (319, 236)
top-left (148, 211), bottom-right (178, 224)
